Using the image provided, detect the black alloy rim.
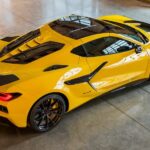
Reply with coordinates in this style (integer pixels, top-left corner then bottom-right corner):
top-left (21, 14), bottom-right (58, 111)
top-left (33, 97), bottom-right (63, 130)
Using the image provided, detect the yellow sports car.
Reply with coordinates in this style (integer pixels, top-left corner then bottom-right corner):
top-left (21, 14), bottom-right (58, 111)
top-left (0, 14), bottom-right (150, 132)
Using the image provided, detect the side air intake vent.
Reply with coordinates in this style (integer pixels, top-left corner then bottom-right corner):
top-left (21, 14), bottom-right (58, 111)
top-left (0, 29), bottom-right (40, 57)
top-left (0, 74), bottom-right (19, 86)
top-left (3, 41), bottom-right (64, 64)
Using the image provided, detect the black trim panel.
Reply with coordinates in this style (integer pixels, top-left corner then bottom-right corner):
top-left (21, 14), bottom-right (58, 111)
top-left (11, 92), bottom-right (22, 99)
top-left (44, 65), bottom-right (68, 72)
top-left (124, 20), bottom-right (150, 26)
top-left (0, 74), bottom-right (19, 86)
top-left (104, 20), bottom-right (149, 43)
top-left (0, 105), bottom-right (8, 113)
top-left (124, 20), bottom-right (150, 32)
top-left (1, 36), bottom-right (19, 42)
top-left (65, 61), bottom-right (107, 86)
top-left (100, 78), bottom-right (148, 98)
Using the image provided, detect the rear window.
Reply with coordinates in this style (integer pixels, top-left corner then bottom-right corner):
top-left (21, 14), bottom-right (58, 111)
top-left (49, 15), bottom-right (119, 39)
top-left (3, 41), bottom-right (64, 64)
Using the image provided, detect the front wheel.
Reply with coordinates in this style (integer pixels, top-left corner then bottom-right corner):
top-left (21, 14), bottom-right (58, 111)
top-left (29, 94), bottom-right (66, 132)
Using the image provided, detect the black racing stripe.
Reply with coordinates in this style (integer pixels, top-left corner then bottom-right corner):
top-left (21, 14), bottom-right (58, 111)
top-left (65, 61), bottom-right (107, 85)
top-left (0, 74), bottom-right (19, 86)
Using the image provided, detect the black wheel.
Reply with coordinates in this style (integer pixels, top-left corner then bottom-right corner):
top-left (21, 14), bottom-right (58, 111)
top-left (29, 94), bottom-right (66, 132)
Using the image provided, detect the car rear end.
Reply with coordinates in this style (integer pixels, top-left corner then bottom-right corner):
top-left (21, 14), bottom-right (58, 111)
top-left (0, 73), bottom-right (30, 127)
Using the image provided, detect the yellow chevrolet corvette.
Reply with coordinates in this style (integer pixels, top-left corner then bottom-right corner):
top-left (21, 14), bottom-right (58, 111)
top-left (0, 14), bottom-right (150, 132)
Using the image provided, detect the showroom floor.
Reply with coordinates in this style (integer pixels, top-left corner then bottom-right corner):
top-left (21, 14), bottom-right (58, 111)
top-left (0, 0), bottom-right (150, 150)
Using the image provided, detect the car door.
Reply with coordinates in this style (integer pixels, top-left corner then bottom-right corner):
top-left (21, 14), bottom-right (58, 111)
top-left (81, 36), bottom-right (149, 94)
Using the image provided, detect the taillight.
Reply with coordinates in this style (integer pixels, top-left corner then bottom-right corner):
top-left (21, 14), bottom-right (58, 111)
top-left (0, 93), bottom-right (13, 101)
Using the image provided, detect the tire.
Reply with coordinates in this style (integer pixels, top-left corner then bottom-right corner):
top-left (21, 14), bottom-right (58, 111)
top-left (29, 94), bottom-right (66, 133)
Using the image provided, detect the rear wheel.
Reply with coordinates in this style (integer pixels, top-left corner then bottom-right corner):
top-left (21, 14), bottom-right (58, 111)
top-left (29, 94), bottom-right (66, 132)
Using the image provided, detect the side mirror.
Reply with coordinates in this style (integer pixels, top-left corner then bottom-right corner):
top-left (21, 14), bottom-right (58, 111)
top-left (135, 46), bottom-right (142, 54)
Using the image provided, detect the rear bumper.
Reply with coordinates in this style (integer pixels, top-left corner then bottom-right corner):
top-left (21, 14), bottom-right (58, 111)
top-left (0, 91), bottom-right (33, 128)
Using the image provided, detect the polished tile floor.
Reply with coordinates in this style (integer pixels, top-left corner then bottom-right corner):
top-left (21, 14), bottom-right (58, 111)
top-left (0, 0), bottom-right (150, 150)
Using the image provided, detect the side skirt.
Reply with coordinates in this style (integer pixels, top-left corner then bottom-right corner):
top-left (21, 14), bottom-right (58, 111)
top-left (100, 78), bottom-right (148, 97)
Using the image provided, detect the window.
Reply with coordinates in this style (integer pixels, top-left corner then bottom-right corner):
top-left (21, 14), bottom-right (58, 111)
top-left (3, 41), bottom-right (64, 64)
top-left (71, 45), bottom-right (86, 57)
top-left (83, 37), bottom-right (135, 56)
top-left (49, 15), bottom-right (109, 39)
top-left (122, 34), bottom-right (143, 43)
top-left (49, 15), bottom-right (130, 40)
